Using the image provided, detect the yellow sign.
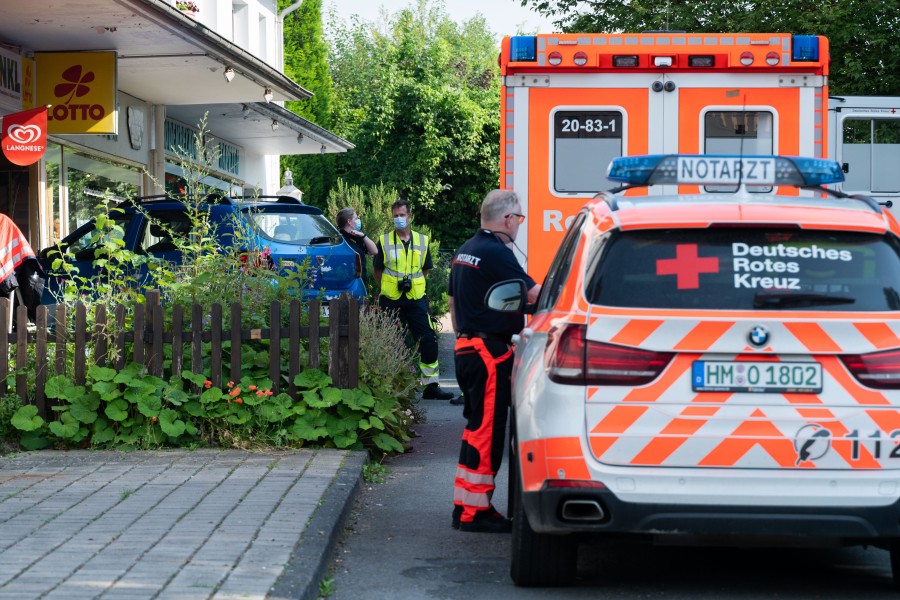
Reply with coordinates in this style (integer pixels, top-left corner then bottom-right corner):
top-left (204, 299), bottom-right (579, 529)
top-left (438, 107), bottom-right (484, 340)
top-left (21, 57), bottom-right (33, 109)
top-left (35, 51), bottom-right (117, 134)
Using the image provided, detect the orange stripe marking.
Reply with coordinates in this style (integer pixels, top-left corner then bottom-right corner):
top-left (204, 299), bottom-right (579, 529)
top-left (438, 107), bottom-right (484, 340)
top-left (673, 321), bottom-right (734, 351)
top-left (631, 415), bottom-right (710, 465)
top-left (820, 356), bottom-right (890, 405)
top-left (854, 322), bottom-right (900, 351)
top-left (610, 319), bottom-right (664, 347)
top-left (590, 405), bottom-right (648, 434)
top-left (783, 322), bottom-right (842, 352)
top-left (698, 410), bottom-right (796, 467)
top-left (623, 354), bottom-right (694, 403)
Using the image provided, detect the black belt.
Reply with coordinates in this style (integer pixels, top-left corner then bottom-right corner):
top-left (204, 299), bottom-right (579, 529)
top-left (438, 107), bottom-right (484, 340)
top-left (456, 331), bottom-right (511, 344)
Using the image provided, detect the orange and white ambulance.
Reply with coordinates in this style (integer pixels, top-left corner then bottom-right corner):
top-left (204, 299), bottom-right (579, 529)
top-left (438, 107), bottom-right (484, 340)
top-left (829, 95), bottom-right (900, 209)
top-left (499, 33), bottom-right (830, 281)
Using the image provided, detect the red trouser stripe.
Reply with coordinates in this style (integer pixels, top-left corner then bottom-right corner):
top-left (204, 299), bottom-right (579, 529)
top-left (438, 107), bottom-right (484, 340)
top-left (454, 337), bottom-right (512, 523)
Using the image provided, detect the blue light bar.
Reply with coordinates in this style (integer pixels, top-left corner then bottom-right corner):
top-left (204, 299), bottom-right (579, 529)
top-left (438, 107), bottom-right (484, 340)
top-left (792, 35), bottom-right (819, 62)
top-left (606, 154), bottom-right (845, 187)
top-left (510, 36), bottom-right (537, 62)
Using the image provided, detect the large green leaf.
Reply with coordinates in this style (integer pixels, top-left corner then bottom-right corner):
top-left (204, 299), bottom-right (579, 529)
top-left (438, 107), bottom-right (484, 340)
top-left (291, 418), bottom-right (328, 441)
top-left (371, 432), bottom-right (405, 454)
top-left (49, 412), bottom-right (81, 439)
top-left (104, 398), bottom-right (129, 422)
top-left (294, 369), bottom-right (332, 391)
top-left (159, 408), bottom-right (186, 437)
top-left (11, 405), bottom-right (44, 431)
top-left (87, 365), bottom-right (117, 382)
top-left (136, 395), bottom-right (162, 418)
top-left (69, 393), bottom-right (101, 424)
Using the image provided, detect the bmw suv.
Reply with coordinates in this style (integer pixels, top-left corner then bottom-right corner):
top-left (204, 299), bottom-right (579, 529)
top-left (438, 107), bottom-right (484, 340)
top-left (487, 155), bottom-right (900, 587)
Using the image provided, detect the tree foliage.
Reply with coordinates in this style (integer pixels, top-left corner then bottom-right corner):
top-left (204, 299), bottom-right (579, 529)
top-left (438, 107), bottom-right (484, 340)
top-left (326, 0), bottom-right (501, 248)
top-left (279, 0), bottom-right (336, 204)
top-left (521, 0), bottom-right (900, 95)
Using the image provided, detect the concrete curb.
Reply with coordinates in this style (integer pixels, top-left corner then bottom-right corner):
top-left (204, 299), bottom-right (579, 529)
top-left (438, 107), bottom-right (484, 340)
top-left (269, 450), bottom-right (368, 600)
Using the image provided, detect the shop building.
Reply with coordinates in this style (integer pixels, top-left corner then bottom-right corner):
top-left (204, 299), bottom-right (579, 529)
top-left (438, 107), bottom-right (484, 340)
top-left (0, 0), bottom-right (352, 249)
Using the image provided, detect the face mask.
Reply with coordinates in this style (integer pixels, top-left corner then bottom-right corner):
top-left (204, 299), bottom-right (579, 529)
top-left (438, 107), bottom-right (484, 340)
top-left (393, 216), bottom-right (408, 230)
top-left (354, 218), bottom-right (362, 231)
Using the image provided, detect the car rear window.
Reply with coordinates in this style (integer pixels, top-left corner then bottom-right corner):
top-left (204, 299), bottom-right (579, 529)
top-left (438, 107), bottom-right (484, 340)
top-left (245, 210), bottom-right (339, 245)
top-left (587, 228), bottom-right (900, 311)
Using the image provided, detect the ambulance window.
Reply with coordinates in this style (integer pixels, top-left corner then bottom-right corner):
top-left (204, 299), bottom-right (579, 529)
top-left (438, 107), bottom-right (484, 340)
top-left (586, 229), bottom-right (900, 312)
top-left (553, 111), bottom-right (623, 194)
top-left (842, 118), bottom-right (900, 193)
top-left (703, 111), bottom-right (774, 193)
top-left (537, 211), bottom-right (586, 311)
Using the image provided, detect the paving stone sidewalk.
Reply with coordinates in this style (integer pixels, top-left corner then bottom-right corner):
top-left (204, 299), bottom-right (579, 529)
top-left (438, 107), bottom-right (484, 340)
top-left (0, 448), bottom-right (366, 600)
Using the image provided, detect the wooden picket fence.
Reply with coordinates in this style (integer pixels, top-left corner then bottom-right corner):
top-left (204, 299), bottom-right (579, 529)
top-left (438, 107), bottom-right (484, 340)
top-left (1, 291), bottom-right (360, 419)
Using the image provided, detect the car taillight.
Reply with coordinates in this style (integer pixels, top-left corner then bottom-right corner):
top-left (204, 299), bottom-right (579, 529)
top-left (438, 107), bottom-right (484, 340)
top-left (840, 349), bottom-right (900, 389)
top-left (547, 324), bottom-right (673, 386)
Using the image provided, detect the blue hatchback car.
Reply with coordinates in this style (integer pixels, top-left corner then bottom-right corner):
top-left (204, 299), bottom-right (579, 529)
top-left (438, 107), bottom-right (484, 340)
top-left (39, 194), bottom-right (367, 304)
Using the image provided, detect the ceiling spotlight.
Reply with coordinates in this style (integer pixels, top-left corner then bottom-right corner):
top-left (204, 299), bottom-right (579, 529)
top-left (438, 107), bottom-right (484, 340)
top-left (223, 66), bottom-right (235, 82)
top-left (241, 104), bottom-right (251, 118)
top-left (263, 87), bottom-right (274, 102)
top-left (296, 132), bottom-right (304, 144)
top-left (320, 144), bottom-right (326, 154)
top-left (271, 120), bottom-right (280, 132)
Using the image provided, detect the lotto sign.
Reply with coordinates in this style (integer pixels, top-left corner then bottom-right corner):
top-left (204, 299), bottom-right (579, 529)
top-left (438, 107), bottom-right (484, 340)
top-left (35, 51), bottom-right (117, 135)
top-left (2, 106), bottom-right (47, 166)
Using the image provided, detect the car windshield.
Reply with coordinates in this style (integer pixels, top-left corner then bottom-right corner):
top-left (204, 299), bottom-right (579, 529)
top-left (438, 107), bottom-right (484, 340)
top-left (587, 228), bottom-right (900, 311)
top-left (245, 210), bottom-right (339, 245)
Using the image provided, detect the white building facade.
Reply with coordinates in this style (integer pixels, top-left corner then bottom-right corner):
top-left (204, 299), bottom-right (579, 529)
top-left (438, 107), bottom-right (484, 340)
top-left (0, 0), bottom-right (351, 248)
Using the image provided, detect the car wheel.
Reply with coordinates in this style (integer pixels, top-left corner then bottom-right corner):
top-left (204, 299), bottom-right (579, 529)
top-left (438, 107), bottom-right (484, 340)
top-left (890, 542), bottom-right (900, 588)
top-left (509, 457), bottom-right (577, 587)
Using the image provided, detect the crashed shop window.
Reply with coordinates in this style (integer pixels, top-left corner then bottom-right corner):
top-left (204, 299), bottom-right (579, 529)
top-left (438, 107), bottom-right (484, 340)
top-left (703, 111), bottom-right (774, 193)
top-left (63, 147), bottom-right (141, 232)
top-left (45, 142), bottom-right (64, 243)
top-left (553, 110), bottom-right (623, 194)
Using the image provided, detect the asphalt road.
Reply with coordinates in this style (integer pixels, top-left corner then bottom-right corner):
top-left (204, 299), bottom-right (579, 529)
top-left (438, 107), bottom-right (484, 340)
top-left (323, 330), bottom-right (900, 599)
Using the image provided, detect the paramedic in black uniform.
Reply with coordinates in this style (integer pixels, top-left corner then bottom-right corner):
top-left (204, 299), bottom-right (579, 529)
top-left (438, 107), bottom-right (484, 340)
top-left (449, 189), bottom-right (540, 533)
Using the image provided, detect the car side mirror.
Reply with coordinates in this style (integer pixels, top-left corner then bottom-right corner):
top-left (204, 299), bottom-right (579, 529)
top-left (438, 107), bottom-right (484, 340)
top-left (485, 279), bottom-right (528, 313)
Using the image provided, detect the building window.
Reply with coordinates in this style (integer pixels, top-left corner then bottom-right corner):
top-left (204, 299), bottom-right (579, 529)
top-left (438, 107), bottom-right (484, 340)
top-left (45, 143), bottom-right (142, 241)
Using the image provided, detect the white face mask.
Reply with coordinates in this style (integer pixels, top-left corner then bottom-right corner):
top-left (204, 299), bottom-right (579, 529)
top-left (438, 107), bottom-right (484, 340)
top-left (393, 216), bottom-right (408, 230)
top-left (354, 218), bottom-right (362, 231)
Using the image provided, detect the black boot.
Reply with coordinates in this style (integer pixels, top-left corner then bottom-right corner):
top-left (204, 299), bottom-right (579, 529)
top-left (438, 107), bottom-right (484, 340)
top-left (423, 383), bottom-right (454, 400)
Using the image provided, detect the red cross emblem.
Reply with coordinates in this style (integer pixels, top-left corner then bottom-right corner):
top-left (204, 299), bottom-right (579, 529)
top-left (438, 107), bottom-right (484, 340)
top-left (656, 244), bottom-right (719, 289)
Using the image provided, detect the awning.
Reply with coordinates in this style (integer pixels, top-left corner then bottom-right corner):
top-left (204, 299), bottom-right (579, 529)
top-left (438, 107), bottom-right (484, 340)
top-left (166, 102), bottom-right (354, 156)
top-left (0, 0), bottom-right (311, 104)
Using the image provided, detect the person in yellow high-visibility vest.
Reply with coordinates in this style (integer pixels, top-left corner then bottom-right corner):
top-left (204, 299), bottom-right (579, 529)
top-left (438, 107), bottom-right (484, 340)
top-left (374, 199), bottom-right (458, 403)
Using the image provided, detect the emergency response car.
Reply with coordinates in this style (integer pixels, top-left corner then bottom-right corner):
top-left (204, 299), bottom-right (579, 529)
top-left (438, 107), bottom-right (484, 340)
top-left (486, 154), bottom-right (900, 587)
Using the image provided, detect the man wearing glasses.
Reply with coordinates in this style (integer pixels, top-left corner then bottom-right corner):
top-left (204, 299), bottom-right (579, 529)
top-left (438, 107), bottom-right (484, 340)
top-left (448, 189), bottom-right (540, 533)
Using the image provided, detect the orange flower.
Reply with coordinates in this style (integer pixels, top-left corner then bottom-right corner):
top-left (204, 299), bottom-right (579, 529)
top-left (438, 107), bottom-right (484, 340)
top-left (249, 385), bottom-right (257, 391)
top-left (256, 390), bottom-right (264, 397)
top-left (230, 387), bottom-right (241, 397)
top-left (204, 380), bottom-right (212, 389)
top-left (151, 416), bottom-right (158, 422)
top-left (265, 390), bottom-right (274, 397)
top-left (228, 381), bottom-right (235, 388)
top-left (234, 397), bottom-right (244, 404)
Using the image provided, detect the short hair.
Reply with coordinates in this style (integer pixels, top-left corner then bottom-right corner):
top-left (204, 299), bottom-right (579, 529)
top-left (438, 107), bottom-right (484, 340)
top-left (336, 207), bottom-right (356, 230)
top-left (391, 198), bottom-right (410, 214)
top-left (480, 189), bottom-right (519, 224)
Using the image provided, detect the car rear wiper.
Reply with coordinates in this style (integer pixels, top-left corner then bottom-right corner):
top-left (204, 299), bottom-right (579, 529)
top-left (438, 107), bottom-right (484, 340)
top-left (752, 293), bottom-right (855, 309)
